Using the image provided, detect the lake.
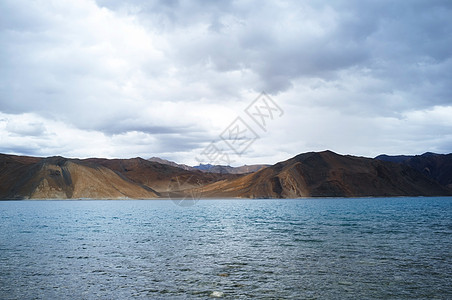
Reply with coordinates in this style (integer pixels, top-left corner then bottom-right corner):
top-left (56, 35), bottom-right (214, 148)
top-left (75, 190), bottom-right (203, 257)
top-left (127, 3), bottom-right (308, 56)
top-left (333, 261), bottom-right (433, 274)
top-left (0, 197), bottom-right (451, 299)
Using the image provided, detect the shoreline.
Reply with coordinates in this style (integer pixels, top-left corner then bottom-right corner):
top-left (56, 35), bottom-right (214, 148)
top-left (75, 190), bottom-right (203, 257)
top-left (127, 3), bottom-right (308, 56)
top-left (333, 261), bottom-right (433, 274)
top-left (1, 195), bottom-right (451, 201)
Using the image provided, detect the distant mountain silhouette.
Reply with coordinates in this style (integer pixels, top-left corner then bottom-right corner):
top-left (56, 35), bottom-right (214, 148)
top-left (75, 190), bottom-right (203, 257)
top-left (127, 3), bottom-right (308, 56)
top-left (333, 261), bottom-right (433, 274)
top-left (193, 163), bottom-right (268, 174)
top-left (148, 157), bottom-right (268, 174)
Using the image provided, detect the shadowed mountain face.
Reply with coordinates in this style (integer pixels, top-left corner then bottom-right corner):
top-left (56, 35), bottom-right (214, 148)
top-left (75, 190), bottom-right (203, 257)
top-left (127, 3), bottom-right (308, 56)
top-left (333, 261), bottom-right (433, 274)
top-left (201, 151), bottom-right (451, 198)
top-left (376, 152), bottom-right (452, 189)
top-left (0, 154), bottom-right (42, 199)
top-left (1, 151), bottom-right (451, 199)
top-left (374, 154), bottom-right (413, 163)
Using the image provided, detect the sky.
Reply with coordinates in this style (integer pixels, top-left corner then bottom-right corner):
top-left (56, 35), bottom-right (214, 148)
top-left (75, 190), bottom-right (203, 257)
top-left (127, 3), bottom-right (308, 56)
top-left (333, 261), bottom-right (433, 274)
top-left (1, 0), bottom-right (451, 166)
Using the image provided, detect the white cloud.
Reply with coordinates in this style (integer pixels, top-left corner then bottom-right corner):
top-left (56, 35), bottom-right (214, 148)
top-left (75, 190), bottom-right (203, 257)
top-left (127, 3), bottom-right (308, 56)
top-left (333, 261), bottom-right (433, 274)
top-left (1, 0), bottom-right (451, 165)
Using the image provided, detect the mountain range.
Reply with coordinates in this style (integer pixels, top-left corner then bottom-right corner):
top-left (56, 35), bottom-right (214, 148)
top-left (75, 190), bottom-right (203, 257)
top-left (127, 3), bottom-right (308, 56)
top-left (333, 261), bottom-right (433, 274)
top-left (1, 151), bottom-right (451, 200)
top-left (148, 157), bottom-right (268, 174)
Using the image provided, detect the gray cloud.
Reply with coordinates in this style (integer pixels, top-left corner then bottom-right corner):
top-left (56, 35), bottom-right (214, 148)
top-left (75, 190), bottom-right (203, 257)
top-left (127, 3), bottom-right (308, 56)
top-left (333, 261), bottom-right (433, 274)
top-left (0, 0), bottom-right (451, 163)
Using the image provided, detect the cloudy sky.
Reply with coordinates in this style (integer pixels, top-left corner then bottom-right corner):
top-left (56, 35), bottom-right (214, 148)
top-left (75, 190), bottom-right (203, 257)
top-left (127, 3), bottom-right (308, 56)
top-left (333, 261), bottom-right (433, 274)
top-left (1, 0), bottom-right (451, 166)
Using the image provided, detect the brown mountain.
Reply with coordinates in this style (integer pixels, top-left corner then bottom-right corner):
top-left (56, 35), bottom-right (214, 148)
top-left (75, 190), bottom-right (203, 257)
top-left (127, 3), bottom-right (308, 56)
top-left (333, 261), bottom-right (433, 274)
top-left (200, 151), bottom-right (451, 198)
top-left (0, 155), bottom-right (159, 199)
top-left (1, 151), bottom-right (451, 200)
top-left (376, 152), bottom-right (452, 189)
top-left (85, 157), bottom-right (237, 194)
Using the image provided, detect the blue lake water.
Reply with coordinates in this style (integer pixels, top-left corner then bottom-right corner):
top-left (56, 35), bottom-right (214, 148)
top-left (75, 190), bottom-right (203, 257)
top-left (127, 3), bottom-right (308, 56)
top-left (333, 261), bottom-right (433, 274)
top-left (0, 197), bottom-right (451, 299)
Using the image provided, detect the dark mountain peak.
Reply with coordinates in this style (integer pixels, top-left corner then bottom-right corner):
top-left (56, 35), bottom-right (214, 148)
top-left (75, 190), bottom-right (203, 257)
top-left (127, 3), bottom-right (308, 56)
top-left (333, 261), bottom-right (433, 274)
top-left (41, 156), bottom-right (70, 167)
top-left (319, 150), bottom-right (337, 155)
top-left (291, 151), bottom-right (317, 161)
top-left (420, 152), bottom-right (439, 157)
top-left (290, 150), bottom-right (344, 167)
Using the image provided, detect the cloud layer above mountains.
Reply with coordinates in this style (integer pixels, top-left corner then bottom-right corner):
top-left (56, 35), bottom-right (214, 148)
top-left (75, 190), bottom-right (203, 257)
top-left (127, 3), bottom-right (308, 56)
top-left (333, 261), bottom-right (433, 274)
top-left (1, 0), bottom-right (451, 165)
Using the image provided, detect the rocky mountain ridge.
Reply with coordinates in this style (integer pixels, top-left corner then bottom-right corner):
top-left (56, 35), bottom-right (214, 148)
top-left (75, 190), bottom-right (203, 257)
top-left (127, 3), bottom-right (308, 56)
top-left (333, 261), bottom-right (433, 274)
top-left (1, 151), bottom-right (451, 199)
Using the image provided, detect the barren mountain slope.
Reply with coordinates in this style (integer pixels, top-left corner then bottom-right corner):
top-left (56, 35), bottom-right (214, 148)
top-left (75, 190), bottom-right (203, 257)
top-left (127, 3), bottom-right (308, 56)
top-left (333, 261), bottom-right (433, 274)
top-left (200, 151), bottom-right (451, 198)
